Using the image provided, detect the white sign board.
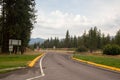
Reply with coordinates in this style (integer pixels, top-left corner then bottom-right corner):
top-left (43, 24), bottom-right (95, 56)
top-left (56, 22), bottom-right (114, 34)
top-left (9, 45), bottom-right (13, 52)
top-left (9, 45), bottom-right (13, 49)
top-left (9, 39), bottom-right (21, 46)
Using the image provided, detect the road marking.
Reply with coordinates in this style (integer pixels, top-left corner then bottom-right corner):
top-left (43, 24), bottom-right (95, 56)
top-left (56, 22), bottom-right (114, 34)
top-left (0, 67), bottom-right (25, 72)
top-left (39, 55), bottom-right (45, 76)
top-left (26, 55), bottom-right (45, 80)
top-left (28, 54), bottom-right (44, 67)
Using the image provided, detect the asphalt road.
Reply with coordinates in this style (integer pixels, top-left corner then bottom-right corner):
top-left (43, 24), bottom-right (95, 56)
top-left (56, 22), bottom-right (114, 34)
top-left (0, 52), bottom-right (120, 80)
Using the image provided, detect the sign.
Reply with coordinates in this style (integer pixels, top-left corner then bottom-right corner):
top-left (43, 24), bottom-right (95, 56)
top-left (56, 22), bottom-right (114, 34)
top-left (53, 46), bottom-right (56, 49)
top-left (9, 45), bottom-right (13, 52)
top-left (9, 39), bottom-right (21, 46)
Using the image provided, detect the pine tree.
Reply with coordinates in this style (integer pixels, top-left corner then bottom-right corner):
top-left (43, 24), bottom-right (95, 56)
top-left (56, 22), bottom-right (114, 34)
top-left (115, 29), bottom-right (120, 46)
top-left (106, 34), bottom-right (111, 44)
top-left (82, 31), bottom-right (88, 48)
top-left (64, 30), bottom-right (70, 48)
top-left (97, 30), bottom-right (102, 49)
top-left (87, 27), bottom-right (98, 52)
top-left (0, 0), bottom-right (35, 53)
top-left (73, 36), bottom-right (77, 48)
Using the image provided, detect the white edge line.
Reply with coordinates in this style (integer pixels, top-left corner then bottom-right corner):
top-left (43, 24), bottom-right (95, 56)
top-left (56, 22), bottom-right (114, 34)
top-left (0, 67), bottom-right (25, 71)
top-left (26, 55), bottom-right (45, 80)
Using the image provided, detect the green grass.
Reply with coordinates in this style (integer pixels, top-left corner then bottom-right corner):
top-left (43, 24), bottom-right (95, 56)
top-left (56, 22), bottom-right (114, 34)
top-left (73, 54), bottom-right (120, 68)
top-left (0, 54), bottom-right (40, 69)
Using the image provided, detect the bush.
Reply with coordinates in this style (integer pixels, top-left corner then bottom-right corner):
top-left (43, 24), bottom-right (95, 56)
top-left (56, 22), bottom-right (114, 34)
top-left (76, 46), bottom-right (88, 52)
top-left (103, 44), bottom-right (120, 55)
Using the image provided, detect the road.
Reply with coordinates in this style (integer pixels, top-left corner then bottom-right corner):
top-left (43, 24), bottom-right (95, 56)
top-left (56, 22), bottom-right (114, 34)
top-left (0, 52), bottom-right (120, 80)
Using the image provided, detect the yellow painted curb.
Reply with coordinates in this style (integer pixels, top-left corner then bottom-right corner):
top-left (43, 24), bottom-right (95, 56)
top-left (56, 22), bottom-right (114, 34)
top-left (72, 57), bottom-right (120, 72)
top-left (28, 53), bottom-right (44, 67)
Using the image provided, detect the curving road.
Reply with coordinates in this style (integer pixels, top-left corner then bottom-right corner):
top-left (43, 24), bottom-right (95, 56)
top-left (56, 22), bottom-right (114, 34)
top-left (0, 52), bottom-right (120, 80)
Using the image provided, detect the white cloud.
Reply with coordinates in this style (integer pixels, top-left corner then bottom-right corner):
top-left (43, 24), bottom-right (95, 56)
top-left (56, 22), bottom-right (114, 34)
top-left (36, 10), bottom-right (92, 29)
top-left (32, 0), bottom-right (120, 39)
top-left (32, 9), bottom-right (120, 39)
top-left (32, 10), bottom-right (94, 38)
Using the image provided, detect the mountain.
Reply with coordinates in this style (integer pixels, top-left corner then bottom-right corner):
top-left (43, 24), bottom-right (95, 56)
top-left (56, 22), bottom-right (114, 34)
top-left (29, 38), bottom-right (45, 44)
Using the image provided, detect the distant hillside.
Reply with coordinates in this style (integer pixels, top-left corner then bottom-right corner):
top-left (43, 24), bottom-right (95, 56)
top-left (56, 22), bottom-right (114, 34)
top-left (29, 38), bottom-right (45, 44)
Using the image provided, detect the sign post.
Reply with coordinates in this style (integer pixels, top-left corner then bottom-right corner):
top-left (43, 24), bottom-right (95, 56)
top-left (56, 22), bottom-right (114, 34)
top-left (9, 45), bottom-right (13, 55)
top-left (9, 39), bottom-right (22, 54)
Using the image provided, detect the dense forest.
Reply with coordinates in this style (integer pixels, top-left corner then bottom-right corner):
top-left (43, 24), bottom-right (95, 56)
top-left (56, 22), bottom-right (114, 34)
top-left (0, 0), bottom-right (35, 53)
top-left (33, 27), bottom-right (120, 53)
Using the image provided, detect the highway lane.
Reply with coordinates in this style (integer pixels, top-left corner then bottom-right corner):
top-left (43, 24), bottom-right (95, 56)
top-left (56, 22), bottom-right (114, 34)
top-left (38, 52), bottom-right (120, 80)
top-left (0, 52), bottom-right (120, 80)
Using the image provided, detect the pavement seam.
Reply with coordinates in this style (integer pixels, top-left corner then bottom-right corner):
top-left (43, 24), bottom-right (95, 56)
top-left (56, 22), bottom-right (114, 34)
top-left (28, 53), bottom-right (44, 67)
top-left (72, 57), bottom-right (120, 72)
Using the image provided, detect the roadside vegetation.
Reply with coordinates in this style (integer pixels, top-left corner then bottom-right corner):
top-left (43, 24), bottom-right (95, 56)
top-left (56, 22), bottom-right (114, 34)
top-left (0, 54), bottom-right (39, 69)
top-left (0, 51), bottom-right (41, 73)
top-left (74, 44), bottom-right (120, 68)
top-left (103, 44), bottom-right (120, 55)
top-left (73, 54), bottom-right (120, 68)
top-left (76, 46), bottom-right (88, 52)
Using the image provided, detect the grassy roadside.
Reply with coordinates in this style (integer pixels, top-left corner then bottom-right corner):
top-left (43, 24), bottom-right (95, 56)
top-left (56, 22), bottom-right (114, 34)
top-left (73, 54), bottom-right (120, 68)
top-left (0, 54), bottom-right (40, 73)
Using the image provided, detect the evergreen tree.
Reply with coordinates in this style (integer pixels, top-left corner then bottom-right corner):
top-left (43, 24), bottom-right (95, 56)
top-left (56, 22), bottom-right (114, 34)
top-left (82, 31), bottom-right (88, 48)
top-left (77, 36), bottom-right (83, 47)
top-left (54, 37), bottom-right (59, 48)
top-left (0, 17), bottom-right (1, 48)
top-left (87, 27), bottom-right (98, 52)
top-left (69, 36), bottom-right (74, 48)
top-left (73, 36), bottom-right (77, 48)
top-left (115, 29), bottom-right (120, 46)
top-left (64, 30), bottom-right (70, 48)
top-left (40, 27), bottom-right (119, 51)
top-left (106, 34), bottom-right (111, 44)
top-left (97, 30), bottom-right (102, 49)
top-left (0, 0), bottom-right (35, 53)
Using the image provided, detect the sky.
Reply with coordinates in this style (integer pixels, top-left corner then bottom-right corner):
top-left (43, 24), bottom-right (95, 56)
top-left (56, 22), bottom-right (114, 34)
top-left (31, 0), bottom-right (120, 39)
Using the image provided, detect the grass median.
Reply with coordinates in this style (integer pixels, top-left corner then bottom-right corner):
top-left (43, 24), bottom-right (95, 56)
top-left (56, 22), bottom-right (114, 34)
top-left (0, 54), bottom-right (40, 73)
top-left (73, 54), bottom-right (120, 68)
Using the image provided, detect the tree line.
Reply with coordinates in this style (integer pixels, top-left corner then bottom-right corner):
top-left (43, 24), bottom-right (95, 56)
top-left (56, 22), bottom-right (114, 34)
top-left (37, 27), bottom-right (120, 52)
top-left (0, 0), bottom-right (35, 53)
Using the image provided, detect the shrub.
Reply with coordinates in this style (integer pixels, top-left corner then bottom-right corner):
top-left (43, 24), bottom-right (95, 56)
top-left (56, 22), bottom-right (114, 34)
top-left (103, 44), bottom-right (120, 55)
top-left (76, 46), bottom-right (88, 52)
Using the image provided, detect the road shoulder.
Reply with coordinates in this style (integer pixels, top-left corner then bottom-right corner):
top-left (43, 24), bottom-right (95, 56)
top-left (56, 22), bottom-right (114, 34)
top-left (72, 56), bottom-right (120, 73)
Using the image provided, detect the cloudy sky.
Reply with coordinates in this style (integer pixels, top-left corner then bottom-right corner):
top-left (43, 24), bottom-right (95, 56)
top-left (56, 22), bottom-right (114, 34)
top-left (31, 0), bottom-right (120, 39)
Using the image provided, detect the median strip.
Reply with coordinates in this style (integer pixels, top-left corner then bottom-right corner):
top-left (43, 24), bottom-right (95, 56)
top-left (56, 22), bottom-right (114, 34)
top-left (28, 53), bottom-right (44, 67)
top-left (72, 57), bottom-right (120, 72)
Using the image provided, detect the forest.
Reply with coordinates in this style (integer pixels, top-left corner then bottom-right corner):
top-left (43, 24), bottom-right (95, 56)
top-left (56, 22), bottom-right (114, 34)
top-left (33, 27), bottom-right (120, 54)
top-left (0, 0), bottom-right (35, 53)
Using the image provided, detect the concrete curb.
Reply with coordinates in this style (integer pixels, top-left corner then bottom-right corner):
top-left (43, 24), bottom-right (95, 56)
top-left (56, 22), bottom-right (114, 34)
top-left (0, 67), bottom-right (25, 72)
top-left (28, 53), bottom-right (44, 67)
top-left (72, 57), bottom-right (120, 72)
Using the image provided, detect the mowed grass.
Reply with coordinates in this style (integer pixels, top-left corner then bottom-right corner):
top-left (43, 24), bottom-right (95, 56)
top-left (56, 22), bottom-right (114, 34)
top-left (0, 54), bottom-right (40, 69)
top-left (73, 54), bottom-right (120, 68)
